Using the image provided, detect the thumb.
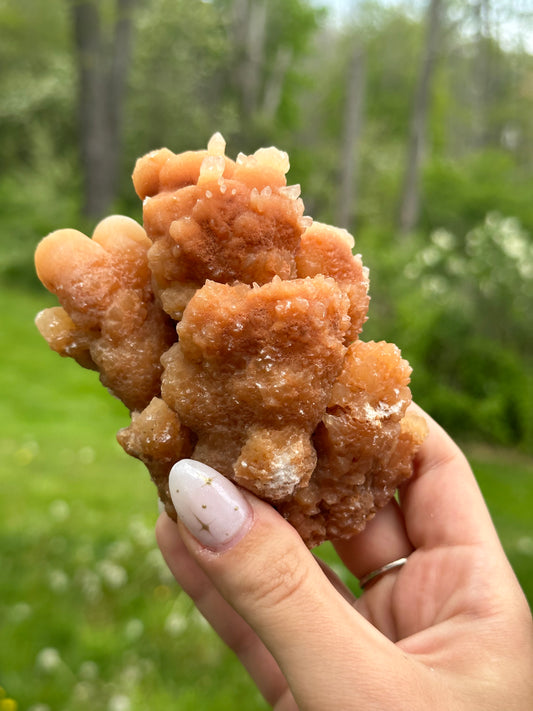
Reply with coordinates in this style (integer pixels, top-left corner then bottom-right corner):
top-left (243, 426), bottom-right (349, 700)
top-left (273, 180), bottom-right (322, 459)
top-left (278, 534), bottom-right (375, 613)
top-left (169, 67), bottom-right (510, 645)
top-left (167, 459), bottom-right (414, 710)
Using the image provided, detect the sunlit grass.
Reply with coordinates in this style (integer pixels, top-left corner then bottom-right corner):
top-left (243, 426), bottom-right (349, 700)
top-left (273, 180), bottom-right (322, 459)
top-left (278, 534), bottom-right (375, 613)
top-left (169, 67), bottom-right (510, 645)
top-left (465, 444), bottom-right (533, 605)
top-left (1, 286), bottom-right (531, 709)
top-left (0, 287), bottom-right (268, 710)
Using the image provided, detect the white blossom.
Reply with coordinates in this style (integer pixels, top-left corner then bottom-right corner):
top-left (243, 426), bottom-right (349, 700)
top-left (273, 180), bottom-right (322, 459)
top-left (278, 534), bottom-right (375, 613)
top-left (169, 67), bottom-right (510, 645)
top-left (97, 560), bottom-right (128, 590)
top-left (108, 694), bottom-right (131, 711)
top-left (164, 611), bottom-right (187, 636)
top-left (36, 647), bottom-right (62, 673)
top-left (48, 568), bottom-right (69, 593)
top-left (49, 499), bottom-right (70, 522)
top-left (124, 618), bottom-right (144, 641)
top-left (79, 660), bottom-right (99, 680)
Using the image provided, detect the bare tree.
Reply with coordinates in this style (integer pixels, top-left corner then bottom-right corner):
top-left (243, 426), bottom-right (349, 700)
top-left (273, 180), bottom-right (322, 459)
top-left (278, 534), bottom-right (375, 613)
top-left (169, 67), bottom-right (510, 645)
top-left (71, 0), bottom-right (137, 219)
top-left (261, 46), bottom-right (293, 120)
top-left (398, 0), bottom-right (444, 235)
top-left (471, 0), bottom-right (493, 148)
top-left (228, 0), bottom-right (316, 136)
top-left (337, 46), bottom-right (366, 230)
top-left (231, 0), bottom-right (268, 119)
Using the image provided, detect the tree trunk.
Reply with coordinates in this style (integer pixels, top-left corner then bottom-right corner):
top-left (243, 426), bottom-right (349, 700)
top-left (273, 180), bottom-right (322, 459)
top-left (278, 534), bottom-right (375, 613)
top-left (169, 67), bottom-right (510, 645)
top-left (337, 46), bottom-right (366, 231)
top-left (231, 0), bottom-right (268, 119)
top-left (261, 46), bottom-right (292, 120)
top-left (398, 0), bottom-right (444, 235)
top-left (72, 0), bottom-right (136, 220)
top-left (472, 0), bottom-right (492, 148)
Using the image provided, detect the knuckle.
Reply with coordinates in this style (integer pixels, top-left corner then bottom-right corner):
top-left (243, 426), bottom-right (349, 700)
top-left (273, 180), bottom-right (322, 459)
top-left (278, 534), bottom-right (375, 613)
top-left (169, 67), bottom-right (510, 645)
top-left (241, 548), bottom-right (310, 610)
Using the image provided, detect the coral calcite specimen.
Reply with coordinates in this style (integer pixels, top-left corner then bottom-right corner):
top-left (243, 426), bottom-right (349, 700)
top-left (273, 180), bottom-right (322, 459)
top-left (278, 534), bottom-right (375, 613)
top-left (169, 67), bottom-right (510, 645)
top-left (279, 340), bottom-right (426, 547)
top-left (35, 215), bottom-right (176, 412)
top-left (160, 275), bottom-right (351, 502)
top-left (134, 134), bottom-right (307, 322)
top-left (34, 133), bottom-right (427, 547)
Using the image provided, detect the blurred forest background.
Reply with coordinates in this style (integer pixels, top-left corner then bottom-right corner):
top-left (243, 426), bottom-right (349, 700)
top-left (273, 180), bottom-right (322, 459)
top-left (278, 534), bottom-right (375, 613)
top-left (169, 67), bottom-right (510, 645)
top-left (2, 0), bottom-right (533, 447)
top-left (1, 1), bottom-right (533, 709)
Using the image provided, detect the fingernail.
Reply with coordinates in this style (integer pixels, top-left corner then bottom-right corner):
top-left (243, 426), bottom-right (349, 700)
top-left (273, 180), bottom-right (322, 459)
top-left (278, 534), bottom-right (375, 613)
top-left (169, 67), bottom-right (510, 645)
top-left (169, 459), bottom-right (252, 551)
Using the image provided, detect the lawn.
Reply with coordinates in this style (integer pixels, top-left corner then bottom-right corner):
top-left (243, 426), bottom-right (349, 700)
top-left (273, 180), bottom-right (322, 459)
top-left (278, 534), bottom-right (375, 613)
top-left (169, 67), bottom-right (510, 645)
top-left (1, 285), bottom-right (532, 710)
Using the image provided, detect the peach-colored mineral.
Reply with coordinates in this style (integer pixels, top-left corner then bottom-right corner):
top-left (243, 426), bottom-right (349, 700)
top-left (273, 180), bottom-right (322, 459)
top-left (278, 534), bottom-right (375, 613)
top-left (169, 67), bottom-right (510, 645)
top-left (35, 133), bottom-right (427, 547)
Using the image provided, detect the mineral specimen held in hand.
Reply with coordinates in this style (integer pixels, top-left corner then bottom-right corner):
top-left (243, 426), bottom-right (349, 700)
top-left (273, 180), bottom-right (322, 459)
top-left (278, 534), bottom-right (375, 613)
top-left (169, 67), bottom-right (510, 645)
top-left (34, 133), bottom-right (427, 547)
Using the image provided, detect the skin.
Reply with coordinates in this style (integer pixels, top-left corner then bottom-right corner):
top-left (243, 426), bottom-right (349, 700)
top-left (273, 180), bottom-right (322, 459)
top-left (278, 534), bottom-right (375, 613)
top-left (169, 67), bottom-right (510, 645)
top-left (156, 407), bottom-right (533, 710)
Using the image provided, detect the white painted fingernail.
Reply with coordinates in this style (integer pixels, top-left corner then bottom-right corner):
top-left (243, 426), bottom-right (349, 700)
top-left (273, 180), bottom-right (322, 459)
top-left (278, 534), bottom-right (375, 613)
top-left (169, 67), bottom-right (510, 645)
top-left (157, 498), bottom-right (166, 514)
top-left (169, 460), bottom-right (252, 551)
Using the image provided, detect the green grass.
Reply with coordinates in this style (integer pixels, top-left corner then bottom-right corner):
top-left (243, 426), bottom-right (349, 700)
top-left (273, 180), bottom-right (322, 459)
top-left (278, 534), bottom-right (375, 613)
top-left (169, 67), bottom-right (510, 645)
top-left (1, 285), bottom-right (532, 710)
top-left (0, 287), bottom-right (268, 711)
top-left (465, 444), bottom-right (533, 605)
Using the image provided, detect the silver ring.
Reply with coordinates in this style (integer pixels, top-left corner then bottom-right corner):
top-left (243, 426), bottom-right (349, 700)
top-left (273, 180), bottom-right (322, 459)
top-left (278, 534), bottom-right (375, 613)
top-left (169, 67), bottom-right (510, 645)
top-left (359, 557), bottom-right (408, 589)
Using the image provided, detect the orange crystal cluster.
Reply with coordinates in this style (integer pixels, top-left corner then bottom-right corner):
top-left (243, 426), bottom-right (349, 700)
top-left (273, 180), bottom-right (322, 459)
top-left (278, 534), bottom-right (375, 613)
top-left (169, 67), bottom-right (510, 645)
top-left (35, 133), bottom-right (427, 547)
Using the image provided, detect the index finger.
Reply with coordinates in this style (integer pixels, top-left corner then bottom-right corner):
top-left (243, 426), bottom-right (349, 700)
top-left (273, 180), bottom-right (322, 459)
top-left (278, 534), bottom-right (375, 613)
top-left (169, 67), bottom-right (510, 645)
top-left (400, 405), bottom-right (500, 551)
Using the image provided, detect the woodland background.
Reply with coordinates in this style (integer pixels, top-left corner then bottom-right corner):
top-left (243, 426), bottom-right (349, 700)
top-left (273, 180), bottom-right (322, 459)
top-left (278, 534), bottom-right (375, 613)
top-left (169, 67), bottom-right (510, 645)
top-left (2, 0), bottom-right (533, 447)
top-left (1, 1), bottom-right (533, 709)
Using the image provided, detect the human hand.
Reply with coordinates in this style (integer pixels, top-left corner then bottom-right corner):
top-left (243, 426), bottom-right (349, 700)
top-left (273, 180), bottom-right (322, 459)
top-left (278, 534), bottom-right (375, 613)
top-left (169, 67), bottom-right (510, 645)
top-left (156, 408), bottom-right (533, 710)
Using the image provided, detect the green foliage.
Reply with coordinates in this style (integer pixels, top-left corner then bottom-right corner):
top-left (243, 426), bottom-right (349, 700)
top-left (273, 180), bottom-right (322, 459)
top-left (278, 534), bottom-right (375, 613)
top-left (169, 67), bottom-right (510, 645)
top-left (126, 0), bottom-right (233, 157)
top-left (1, 0), bottom-right (533, 453)
top-left (362, 212), bottom-right (533, 450)
top-left (466, 446), bottom-right (533, 608)
top-left (0, 286), bottom-right (269, 710)
top-left (1, 285), bottom-right (533, 709)
top-left (2, 2), bottom-right (533, 705)
top-left (405, 214), bottom-right (533, 345)
top-left (422, 150), bottom-right (533, 235)
top-left (0, 0), bottom-right (80, 287)
top-left (0, 129), bottom-right (83, 289)
top-left (0, 0), bottom-right (75, 167)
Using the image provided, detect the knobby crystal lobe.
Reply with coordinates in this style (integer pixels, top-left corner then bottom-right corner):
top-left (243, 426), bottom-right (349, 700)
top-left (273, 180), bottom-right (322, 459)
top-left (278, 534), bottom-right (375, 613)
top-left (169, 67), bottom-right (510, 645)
top-left (34, 134), bottom-right (427, 547)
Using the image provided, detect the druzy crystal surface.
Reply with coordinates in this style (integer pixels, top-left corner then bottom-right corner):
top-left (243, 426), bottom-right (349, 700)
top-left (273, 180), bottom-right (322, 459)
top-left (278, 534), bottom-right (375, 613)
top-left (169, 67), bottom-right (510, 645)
top-left (35, 134), bottom-right (427, 547)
